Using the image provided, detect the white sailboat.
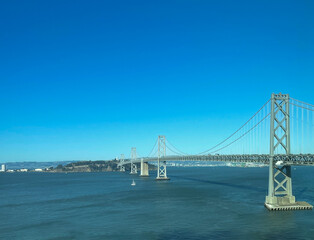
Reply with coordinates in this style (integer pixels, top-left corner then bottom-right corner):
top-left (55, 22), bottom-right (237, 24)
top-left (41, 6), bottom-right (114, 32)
top-left (131, 179), bottom-right (136, 186)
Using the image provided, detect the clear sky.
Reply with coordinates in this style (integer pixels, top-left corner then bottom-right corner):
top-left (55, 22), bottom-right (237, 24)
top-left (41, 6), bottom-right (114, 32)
top-left (1, 0), bottom-right (314, 162)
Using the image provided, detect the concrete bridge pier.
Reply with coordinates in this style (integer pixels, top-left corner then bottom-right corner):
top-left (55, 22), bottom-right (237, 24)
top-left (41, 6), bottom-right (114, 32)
top-left (140, 158), bottom-right (149, 177)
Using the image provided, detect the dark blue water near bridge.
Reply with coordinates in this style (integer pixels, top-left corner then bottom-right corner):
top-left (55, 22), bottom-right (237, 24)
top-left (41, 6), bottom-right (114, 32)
top-left (1, 167), bottom-right (314, 240)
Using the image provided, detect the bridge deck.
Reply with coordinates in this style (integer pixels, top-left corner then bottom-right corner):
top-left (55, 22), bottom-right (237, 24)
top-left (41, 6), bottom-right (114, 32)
top-left (119, 154), bottom-right (314, 166)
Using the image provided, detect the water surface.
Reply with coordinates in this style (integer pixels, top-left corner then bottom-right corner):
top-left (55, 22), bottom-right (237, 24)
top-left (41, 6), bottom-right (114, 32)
top-left (1, 167), bottom-right (314, 239)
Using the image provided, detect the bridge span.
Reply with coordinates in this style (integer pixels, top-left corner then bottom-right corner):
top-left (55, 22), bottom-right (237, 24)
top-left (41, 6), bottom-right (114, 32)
top-left (117, 93), bottom-right (314, 211)
top-left (120, 154), bottom-right (314, 166)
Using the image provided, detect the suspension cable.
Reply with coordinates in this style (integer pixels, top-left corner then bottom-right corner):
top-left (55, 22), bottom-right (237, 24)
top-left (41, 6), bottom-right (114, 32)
top-left (166, 144), bottom-right (185, 156)
top-left (197, 98), bottom-right (270, 155)
top-left (151, 149), bottom-right (158, 158)
top-left (166, 139), bottom-right (189, 155)
top-left (147, 139), bottom-right (158, 157)
top-left (290, 97), bottom-right (314, 108)
top-left (290, 102), bottom-right (314, 112)
top-left (210, 112), bottom-right (271, 154)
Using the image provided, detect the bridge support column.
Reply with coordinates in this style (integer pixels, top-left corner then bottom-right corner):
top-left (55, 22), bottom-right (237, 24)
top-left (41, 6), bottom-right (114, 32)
top-left (130, 163), bottom-right (137, 175)
top-left (140, 158), bottom-right (149, 177)
top-left (119, 154), bottom-right (125, 172)
top-left (156, 135), bottom-right (170, 180)
top-left (130, 147), bottom-right (138, 175)
top-left (265, 93), bottom-right (312, 210)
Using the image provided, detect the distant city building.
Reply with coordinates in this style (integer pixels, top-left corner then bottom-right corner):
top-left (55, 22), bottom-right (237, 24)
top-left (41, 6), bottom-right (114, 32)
top-left (19, 169), bottom-right (28, 172)
top-left (34, 168), bottom-right (43, 172)
top-left (0, 164), bottom-right (5, 172)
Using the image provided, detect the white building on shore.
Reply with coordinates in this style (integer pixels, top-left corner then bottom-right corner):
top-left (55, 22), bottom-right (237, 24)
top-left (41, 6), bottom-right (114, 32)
top-left (0, 164), bottom-right (5, 172)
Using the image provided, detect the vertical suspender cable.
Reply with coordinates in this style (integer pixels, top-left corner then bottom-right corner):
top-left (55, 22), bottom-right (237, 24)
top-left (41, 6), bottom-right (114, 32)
top-left (264, 104), bottom-right (266, 153)
top-left (258, 110), bottom-right (260, 154)
top-left (312, 108), bottom-right (314, 153)
top-left (307, 107), bottom-right (309, 153)
top-left (291, 102), bottom-right (294, 154)
top-left (241, 122), bottom-right (245, 154)
top-left (249, 119), bottom-right (251, 154)
top-left (253, 113), bottom-right (255, 154)
top-left (296, 104), bottom-right (299, 153)
top-left (301, 105), bottom-right (304, 153)
top-left (266, 102), bottom-right (269, 153)
top-left (262, 104), bottom-right (265, 154)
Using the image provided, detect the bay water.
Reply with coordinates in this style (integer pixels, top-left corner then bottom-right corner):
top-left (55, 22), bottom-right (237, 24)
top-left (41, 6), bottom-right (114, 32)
top-left (1, 166), bottom-right (314, 239)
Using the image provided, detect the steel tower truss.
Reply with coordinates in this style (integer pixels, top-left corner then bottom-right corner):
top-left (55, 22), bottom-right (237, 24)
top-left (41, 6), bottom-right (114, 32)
top-left (119, 154), bottom-right (125, 172)
top-left (156, 135), bottom-right (169, 180)
top-left (266, 93), bottom-right (295, 206)
top-left (130, 147), bottom-right (137, 174)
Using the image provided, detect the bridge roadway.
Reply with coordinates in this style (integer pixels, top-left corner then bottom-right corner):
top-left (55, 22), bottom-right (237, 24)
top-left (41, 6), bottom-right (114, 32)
top-left (119, 154), bottom-right (314, 166)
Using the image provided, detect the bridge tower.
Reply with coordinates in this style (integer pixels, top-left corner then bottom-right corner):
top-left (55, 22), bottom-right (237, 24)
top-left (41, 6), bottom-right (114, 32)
top-left (119, 154), bottom-right (125, 172)
top-left (130, 147), bottom-right (138, 175)
top-left (156, 135), bottom-right (170, 180)
top-left (265, 93), bottom-right (312, 210)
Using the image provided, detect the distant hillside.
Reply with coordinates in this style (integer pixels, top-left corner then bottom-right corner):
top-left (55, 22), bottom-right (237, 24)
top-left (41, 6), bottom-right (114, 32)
top-left (3, 161), bottom-right (77, 170)
top-left (2, 160), bottom-right (157, 172)
top-left (51, 160), bottom-right (119, 172)
top-left (50, 160), bottom-right (156, 172)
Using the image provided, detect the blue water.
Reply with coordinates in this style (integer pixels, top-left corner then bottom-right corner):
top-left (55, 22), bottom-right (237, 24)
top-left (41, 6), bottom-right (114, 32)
top-left (1, 167), bottom-right (314, 240)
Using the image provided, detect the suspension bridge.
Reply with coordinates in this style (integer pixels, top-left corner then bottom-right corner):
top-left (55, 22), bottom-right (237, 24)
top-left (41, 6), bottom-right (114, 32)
top-left (117, 93), bottom-right (314, 211)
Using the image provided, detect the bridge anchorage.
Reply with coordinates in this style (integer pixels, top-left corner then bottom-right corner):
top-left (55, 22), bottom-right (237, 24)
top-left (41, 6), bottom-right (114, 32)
top-left (265, 93), bottom-right (313, 211)
top-left (130, 147), bottom-right (138, 175)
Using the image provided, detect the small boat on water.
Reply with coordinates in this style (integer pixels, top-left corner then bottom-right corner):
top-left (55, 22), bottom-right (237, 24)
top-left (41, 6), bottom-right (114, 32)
top-left (131, 180), bottom-right (136, 186)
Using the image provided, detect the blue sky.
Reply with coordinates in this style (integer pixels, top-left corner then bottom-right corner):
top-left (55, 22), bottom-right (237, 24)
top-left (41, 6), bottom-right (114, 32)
top-left (1, 0), bottom-right (314, 162)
